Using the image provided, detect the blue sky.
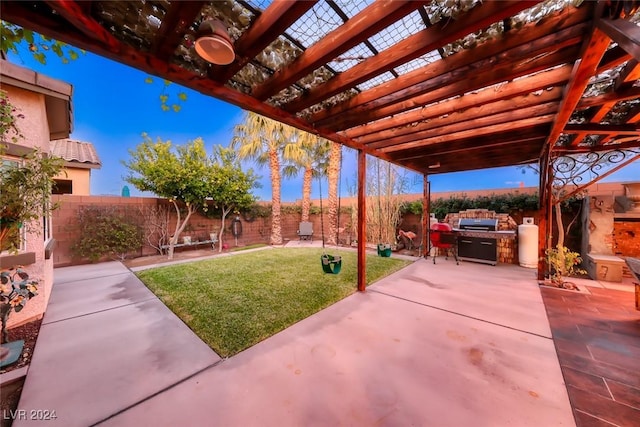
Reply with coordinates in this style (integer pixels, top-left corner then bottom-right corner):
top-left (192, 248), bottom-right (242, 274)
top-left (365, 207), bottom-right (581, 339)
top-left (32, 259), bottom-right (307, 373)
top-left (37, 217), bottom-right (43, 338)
top-left (6, 49), bottom-right (639, 201)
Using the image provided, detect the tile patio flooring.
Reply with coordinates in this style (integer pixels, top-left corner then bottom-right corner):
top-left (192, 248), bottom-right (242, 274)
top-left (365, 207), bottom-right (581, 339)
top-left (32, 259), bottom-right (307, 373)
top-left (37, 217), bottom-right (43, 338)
top-left (540, 281), bottom-right (640, 427)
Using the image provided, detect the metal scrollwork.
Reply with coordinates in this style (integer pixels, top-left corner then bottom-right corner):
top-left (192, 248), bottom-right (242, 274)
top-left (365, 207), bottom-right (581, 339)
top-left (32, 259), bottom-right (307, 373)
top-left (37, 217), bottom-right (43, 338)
top-left (551, 148), bottom-right (640, 193)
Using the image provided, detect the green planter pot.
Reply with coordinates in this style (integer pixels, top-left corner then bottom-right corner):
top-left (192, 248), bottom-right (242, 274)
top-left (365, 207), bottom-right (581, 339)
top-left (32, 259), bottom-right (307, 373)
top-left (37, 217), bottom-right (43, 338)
top-left (377, 244), bottom-right (392, 257)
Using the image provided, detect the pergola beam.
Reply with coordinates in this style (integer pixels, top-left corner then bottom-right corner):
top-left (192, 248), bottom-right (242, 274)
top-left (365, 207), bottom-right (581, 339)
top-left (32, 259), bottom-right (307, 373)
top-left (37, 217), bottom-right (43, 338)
top-left (309, 7), bottom-right (590, 127)
top-left (355, 88), bottom-right (562, 145)
top-left (367, 102), bottom-right (558, 149)
top-left (283, 0), bottom-right (539, 114)
top-left (43, 1), bottom-right (120, 50)
top-left (212, 0), bottom-right (318, 83)
top-left (251, 0), bottom-right (424, 101)
top-left (337, 46), bottom-right (577, 134)
top-left (343, 63), bottom-right (573, 139)
top-left (0, 0), bottom-right (413, 173)
top-left (151, 1), bottom-right (206, 60)
top-left (564, 123), bottom-right (640, 134)
top-left (597, 17), bottom-right (640, 62)
top-left (380, 115), bottom-right (555, 153)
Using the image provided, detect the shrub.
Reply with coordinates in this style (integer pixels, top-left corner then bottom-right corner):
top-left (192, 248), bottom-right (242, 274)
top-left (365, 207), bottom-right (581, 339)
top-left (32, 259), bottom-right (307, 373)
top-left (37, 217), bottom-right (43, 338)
top-left (71, 206), bottom-right (142, 262)
top-left (544, 245), bottom-right (587, 287)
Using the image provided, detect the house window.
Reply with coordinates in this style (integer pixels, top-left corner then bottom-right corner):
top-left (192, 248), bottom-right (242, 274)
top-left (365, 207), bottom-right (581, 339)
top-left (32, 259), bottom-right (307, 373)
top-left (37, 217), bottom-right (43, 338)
top-left (0, 156), bottom-right (52, 253)
top-left (1, 157), bottom-right (26, 252)
top-left (53, 179), bottom-right (72, 194)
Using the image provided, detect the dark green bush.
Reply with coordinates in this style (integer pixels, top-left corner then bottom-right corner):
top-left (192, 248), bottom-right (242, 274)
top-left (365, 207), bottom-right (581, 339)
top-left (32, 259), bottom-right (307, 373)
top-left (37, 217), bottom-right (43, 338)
top-left (400, 193), bottom-right (541, 220)
top-left (71, 206), bottom-right (142, 262)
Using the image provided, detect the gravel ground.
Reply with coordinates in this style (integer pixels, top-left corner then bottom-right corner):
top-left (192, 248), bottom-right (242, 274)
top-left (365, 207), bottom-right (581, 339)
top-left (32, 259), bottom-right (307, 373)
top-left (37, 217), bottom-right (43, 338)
top-left (1, 319), bottom-right (42, 427)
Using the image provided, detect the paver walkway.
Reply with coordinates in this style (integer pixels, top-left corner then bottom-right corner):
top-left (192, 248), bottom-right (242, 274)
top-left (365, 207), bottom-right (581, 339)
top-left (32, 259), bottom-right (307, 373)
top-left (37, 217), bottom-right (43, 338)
top-left (17, 257), bottom-right (574, 426)
top-left (541, 280), bottom-right (640, 427)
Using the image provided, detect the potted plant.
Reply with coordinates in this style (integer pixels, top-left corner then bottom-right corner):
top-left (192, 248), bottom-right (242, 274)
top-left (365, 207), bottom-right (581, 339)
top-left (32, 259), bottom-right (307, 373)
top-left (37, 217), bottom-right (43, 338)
top-left (0, 267), bottom-right (38, 367)
top-left (377, 243), bottom-right (392, 257)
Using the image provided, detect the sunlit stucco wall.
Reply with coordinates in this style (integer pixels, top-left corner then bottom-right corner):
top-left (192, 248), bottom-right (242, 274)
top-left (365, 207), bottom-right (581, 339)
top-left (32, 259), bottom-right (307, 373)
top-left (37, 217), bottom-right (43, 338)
top-left (3, 84), bottom-right (54, 328)
top-left (54, 167), bottom-right (91, 195)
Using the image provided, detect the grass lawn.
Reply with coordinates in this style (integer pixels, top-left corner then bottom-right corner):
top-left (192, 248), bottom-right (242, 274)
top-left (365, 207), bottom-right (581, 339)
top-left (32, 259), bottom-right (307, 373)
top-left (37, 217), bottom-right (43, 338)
top-left (136, 247), bottom-right (411, 357)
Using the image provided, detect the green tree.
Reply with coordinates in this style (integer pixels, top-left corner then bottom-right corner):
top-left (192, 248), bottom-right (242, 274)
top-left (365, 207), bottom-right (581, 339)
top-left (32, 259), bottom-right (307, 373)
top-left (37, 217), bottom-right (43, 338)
top-left (282, 133), bottom-right (331, 221)
top-left (123, 134), bottom-right (218, 259)
top-left (1, 21), bottom-right (82, 64)
top-left (232, 112), bottom-right (293, 245)
top-left (209, 145), bottom-right (258, 252)
top-left (2, 22), bottom-right (181, 112)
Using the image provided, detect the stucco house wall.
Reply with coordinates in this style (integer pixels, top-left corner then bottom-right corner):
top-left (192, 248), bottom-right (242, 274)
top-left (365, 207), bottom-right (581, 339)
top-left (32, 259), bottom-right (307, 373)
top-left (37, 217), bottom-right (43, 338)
top-left (50, 138), bottom-right (101, 195)
top-left (54, 167), bottom-right (91, 195)
top-left (1, 60), bottom-right (72, 328)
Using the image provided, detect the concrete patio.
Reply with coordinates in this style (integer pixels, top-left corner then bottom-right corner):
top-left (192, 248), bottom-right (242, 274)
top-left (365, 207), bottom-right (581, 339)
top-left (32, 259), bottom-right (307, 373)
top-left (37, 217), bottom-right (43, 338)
top-left (16, 255), bottom-right (575, 426)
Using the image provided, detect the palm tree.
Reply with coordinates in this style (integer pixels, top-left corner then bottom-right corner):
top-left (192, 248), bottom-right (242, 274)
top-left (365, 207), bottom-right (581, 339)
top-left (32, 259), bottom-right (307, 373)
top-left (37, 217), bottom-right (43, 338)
top-left (232, 112), bottom-right (292, 245)
top-left (282, 133), bottom-right (331, 221)
top-left (326, 142), bottom-right (342, 245)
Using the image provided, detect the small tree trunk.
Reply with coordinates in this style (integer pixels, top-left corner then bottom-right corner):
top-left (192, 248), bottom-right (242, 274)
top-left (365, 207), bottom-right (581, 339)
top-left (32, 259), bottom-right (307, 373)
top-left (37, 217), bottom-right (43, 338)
top-left (168, 202), bottom-right (196, 260)
top-left (219, 207), bottom-right (231, 253)
top-left (554, 199), bottom-right (567, 278)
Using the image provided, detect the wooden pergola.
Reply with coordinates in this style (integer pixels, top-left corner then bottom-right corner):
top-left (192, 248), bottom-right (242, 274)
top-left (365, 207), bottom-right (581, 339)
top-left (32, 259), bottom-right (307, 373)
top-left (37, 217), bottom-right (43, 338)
top-left (3, 0), bottom-right (639, 289)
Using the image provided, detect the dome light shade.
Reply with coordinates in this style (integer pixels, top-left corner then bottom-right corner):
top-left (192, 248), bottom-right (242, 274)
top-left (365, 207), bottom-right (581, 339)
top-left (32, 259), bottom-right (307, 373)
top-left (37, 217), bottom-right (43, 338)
top-left (194, 19), bottom-right (235, 65)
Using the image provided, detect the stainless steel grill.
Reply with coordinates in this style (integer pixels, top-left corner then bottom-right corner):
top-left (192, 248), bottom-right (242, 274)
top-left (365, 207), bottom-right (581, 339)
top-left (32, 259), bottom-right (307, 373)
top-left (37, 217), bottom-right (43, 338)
top-left (457, 219), bottom-right (499, 265)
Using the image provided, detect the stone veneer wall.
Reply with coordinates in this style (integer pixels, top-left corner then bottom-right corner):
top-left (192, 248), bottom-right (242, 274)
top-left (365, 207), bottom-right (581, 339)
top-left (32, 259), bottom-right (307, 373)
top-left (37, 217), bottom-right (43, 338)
top-left (444, 209), bottom-right (519, 264)
top-left (614, 221), bottom-right (640, 258)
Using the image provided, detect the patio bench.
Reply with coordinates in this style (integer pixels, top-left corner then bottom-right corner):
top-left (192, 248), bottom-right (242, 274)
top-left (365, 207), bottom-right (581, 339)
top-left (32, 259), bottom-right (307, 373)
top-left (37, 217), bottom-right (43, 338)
top-left (161, 235), bottom-right (218, 252)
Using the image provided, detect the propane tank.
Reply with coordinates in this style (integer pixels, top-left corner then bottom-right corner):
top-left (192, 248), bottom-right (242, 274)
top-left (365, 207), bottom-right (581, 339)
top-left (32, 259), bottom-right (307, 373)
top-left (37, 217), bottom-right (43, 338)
top-left (518, 217), bottom-right (538, 268)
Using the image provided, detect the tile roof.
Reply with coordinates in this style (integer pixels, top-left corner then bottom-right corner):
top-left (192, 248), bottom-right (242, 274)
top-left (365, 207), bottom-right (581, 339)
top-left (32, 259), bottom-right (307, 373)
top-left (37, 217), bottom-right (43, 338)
top-left (50, 138), bottom-right (101, 167)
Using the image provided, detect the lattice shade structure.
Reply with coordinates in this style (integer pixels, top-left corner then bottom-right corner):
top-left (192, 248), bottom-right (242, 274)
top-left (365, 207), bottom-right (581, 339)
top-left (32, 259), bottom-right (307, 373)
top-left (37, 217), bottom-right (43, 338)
top-left (2, 0), bottom-right (639, 176)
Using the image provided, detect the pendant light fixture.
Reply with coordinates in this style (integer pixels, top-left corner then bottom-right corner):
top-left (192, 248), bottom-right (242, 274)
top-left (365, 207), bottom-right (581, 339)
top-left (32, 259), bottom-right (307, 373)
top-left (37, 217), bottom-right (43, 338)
top-left (194, 19), bottom-right (235, 65)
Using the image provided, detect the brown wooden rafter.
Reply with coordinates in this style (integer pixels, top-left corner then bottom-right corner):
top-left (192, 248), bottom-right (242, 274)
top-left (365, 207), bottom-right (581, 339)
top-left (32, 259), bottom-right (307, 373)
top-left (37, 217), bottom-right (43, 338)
top-left (344, 63), bottom-right (573, 139)
top-left (0, 1), bottom-right (405, 170)
top-left (570, 58), bottom-right (640, 147)
top-left (381, 115), bottom-right (555, 154)
top-left (331, 44), bottom-right (580, 132)
top-left (251, 0), bottom-right (425, 101)
top-left (309, 5), bottom-right (591, 127)
top-left (355, 87), bottom-right (563, 146)
top-left (282, 1), bottom-right (539, 114)
top-left (2, 0), bottom-right (638, 181)
top-left (151, 1), bottom-right (206, 60)
top-left (211, 0), bottom-right (318, 83)
top-left (597, 17), bottom-right (640, 61)
top-left (366, 103), bottom-right (559, 150)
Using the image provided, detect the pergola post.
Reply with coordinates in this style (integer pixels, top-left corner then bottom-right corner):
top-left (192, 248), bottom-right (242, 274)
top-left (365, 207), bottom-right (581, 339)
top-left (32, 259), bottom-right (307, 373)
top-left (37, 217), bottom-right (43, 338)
top-left (422, 175), bottom-right (430, 258)
top-left (357, 149), bottom-right (367, 292)
top-left (537, 150), bottom-right (553, 280)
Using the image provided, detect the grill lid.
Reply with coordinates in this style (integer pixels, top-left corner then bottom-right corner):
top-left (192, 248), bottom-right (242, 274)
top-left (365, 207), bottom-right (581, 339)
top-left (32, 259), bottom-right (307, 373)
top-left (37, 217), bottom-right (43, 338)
top-left (458, 218), bottom-right (498, 231)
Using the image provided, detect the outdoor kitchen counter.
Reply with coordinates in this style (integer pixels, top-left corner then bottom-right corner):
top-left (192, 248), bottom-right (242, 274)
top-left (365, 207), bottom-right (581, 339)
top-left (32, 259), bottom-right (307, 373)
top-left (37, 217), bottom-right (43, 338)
top-left (452, 229), bottom-right (517, 239)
